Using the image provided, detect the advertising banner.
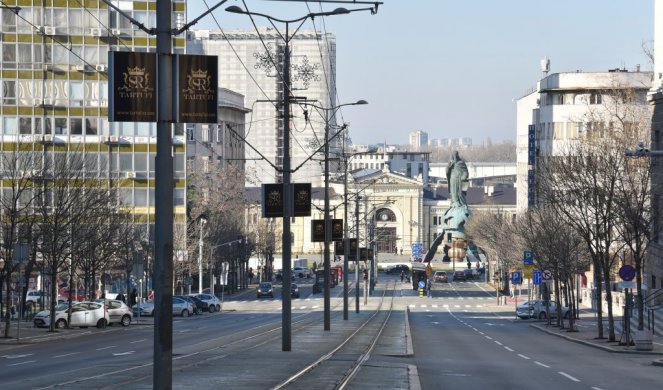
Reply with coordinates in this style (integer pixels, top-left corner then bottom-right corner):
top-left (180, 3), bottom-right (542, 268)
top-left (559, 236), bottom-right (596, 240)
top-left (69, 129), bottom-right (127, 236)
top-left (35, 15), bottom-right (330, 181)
top-left (109, 51), bottom-right (157, 122)
top-left (178, 54), bottom-right (218, 124)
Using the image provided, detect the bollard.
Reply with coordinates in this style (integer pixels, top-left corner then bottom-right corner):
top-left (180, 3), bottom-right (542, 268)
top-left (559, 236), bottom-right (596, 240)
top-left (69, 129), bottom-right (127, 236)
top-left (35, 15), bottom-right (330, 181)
top-left (419, 288), bottom-right (424, 297)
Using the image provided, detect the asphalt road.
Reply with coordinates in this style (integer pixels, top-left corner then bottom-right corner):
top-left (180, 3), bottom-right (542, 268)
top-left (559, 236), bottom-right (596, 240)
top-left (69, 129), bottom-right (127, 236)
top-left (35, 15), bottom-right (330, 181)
top-left (2, 275), bottom-right (661, 389)
top-left (407, 278), bottom-right (662, 390)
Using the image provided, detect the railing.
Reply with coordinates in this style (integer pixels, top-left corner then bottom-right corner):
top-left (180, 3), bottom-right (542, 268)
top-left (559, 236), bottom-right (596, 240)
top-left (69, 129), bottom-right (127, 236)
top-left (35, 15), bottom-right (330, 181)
top-left (647, 305), bottom-right (663, 333)
top-left (645, 289), bottom-right (663, 333)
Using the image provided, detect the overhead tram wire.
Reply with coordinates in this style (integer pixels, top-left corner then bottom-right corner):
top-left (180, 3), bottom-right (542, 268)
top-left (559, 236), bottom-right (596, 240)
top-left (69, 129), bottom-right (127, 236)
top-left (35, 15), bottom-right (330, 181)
top-left (74, 0), bottom-right (132, 52)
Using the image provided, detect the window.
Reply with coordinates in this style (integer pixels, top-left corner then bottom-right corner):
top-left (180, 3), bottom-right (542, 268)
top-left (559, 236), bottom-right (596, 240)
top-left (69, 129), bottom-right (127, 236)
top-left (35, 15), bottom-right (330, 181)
top-left (19, 118), bottom-right (31, 134)
top-left (590, 92), bottom-right (602, 104)
top-left (70, 118), bottom-right (83, 135)
top-left (119, 154), bottom-right (132, 172)
top-left (553, 122), bottom-right (564, 140)
top-left (54, 118), bottom-right (67, 135)
top-left (85, 118), bottom-right (98, 135)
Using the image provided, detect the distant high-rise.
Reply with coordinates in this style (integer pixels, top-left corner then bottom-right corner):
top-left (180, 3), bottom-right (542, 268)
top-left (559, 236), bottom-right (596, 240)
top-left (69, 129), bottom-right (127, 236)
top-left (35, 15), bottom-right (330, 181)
top-left (187, 28), bottom-right (337, 186)
top-left (409, 130), bottom-right (428, 150)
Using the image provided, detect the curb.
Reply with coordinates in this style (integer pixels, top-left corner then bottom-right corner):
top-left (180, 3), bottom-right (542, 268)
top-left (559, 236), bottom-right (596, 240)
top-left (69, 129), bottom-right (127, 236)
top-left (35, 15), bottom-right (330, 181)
top-left (404, 307), bottom-right (414, 357)
top-left (653, 359), bottom-right (663, 367)
top-left (530, 324), bottom-right (663, 356)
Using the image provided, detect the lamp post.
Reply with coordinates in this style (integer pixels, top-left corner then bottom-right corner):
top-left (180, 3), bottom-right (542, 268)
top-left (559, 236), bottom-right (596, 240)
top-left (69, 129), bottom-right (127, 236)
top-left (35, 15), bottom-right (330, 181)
top-left (198, 216), bottom-right (207, 294)
top-left (226, 4), bottom-right (374, 351)
top-left (301, 100), bottom-right (367, 330)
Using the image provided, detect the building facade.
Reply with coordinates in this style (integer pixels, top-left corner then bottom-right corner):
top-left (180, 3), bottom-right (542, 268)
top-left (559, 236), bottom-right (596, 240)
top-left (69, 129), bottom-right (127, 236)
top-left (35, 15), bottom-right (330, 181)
top-left (408, 130), bottom-right (428, 150)
top-left (187, 28), bottom-right (337, 186)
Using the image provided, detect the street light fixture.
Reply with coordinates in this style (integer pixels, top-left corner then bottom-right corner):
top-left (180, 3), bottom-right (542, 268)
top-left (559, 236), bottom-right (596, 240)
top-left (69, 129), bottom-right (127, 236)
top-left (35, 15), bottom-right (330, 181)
top-left (301, 99), bottom-right (367, 330)
top-left (226, 4), bottom-right (375, 351)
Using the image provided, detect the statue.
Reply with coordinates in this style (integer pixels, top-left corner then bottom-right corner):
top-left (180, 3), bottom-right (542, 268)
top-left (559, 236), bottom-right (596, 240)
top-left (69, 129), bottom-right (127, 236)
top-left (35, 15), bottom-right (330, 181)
top-left (443, 151), bottom-right (470, 232)
top-left (446, 151), bottom-right (469, 207)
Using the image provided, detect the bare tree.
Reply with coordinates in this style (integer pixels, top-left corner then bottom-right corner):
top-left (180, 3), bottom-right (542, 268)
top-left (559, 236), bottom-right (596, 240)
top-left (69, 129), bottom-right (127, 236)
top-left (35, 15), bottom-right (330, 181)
top-left (0, 148), bottom-right (42, 337)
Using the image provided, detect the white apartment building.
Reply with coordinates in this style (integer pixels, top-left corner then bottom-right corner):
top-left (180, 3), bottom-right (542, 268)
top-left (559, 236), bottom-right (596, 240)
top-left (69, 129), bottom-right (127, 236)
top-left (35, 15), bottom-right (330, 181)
top-left (187, 28), bottom-right (337, 186)
top-left (348, 150), bottom-right (430, 184)
top-left (516, 69), bottom-right (653, 214)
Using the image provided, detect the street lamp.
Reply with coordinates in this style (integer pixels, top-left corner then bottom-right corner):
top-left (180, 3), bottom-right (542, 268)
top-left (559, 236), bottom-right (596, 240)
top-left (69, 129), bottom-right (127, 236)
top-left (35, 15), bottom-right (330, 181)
top-left (198, 216), bottom-right (207, 294)
top-left (226, 3), bottom-right (375, 351)
top-left (301, 99), bottom-right (367, 330)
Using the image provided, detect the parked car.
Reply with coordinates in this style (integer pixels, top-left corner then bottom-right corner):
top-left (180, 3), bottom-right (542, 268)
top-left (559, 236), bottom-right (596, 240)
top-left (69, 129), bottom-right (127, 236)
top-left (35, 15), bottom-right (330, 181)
top-left (257, 282), bottom-right (274, 298)
top-left (132, 297), bottom-right (195, 317)
top-left (190, 293), bottom-right (221, 313)
top-left (59, 288), bottom-right (93, 301)
top-left (176, 295), bottom-right (206, 315)
top-left (34, 302), bottom-right (108, 329)
top-left (293, 267), bottom-right (312, 278)
top-left (385, 265), bottom-right (409, 275)
top-left (463, 268), bottom-right (474, 280)
top-left (26, 290), bottom-right (66, 309)
top-left (516, 300), bottom-right (570, 320)
top-left (291, 283), bottom-right (300, 298)
top-left (452, 270), bottom-right (466, 281)
top-left (33, 302), bottom-right (70, 327)
top-left (92, 299), bottom-right (133, 326)
top-left (433, 271), bottom-right (448, 283)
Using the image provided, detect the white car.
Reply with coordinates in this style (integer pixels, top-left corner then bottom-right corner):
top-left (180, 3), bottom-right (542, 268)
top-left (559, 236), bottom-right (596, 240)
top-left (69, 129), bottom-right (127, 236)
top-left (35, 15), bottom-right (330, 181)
top-left (33, 302), bottom-right (108, 329)
top-left (33, 302), bottom-right (69, 327)
top-left (132, 297), bottom-right (195, 317)
top-left (293, 267), bottom-right (312, 279)
top-left (191, 293), bottom-right (221, 313)
top-left (93, 299), bottom-right (133, 326)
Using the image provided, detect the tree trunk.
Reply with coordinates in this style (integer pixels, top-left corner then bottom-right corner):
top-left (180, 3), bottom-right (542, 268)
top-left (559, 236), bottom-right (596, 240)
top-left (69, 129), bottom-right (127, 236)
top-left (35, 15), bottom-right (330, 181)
top-left (567, 275), bottom-right (576, 331)
top-left (593, 261), bottom-right (604, 339)
top-left (49, 269), bottom-right (58, 332)
top-left (554, 277), bottom-right (564, 329)
top-left (3, 274), bottom-right (12, 338)
top-left (602, 265), bottom-right (616, 341)
top-left (635, 256), bottom-right (644, 331)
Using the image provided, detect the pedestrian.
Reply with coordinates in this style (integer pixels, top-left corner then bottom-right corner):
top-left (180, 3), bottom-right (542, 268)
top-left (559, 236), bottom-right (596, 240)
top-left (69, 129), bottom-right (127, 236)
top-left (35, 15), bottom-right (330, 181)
top-left (400, 247), bottom-right (403, 256)
top-left (426, 280), bottom-right (431, 298)
top-left (148, 290), bottom-right (154, 301)
top-left (129, 288), bottom-right (137, 307)
top-left (117, 292), bottom-right (125, 303)
top-left (400, 270), bottom-right (405, 282)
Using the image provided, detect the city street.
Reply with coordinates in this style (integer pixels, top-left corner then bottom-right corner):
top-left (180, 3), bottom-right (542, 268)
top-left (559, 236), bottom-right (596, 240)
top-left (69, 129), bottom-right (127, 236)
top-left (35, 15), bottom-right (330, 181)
top-left (0, 275), bottom-right (661, 389)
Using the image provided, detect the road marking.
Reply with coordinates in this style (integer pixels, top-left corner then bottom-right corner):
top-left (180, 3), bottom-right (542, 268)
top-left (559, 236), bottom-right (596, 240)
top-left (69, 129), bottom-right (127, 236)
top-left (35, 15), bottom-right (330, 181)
top-left (1, 354), bottom-right (34, 359)
top-left (432, 322), bottom-right (440, 325)
top-left (504, 346), bottom-right (514, 352)
top-left (534, 361), bottom-right (550, 368)
top-left (8, 360), bottom-right (36, 366)
top-left (558, 372), bottom-right (580, 382)
top-left (494, 340), bottom-right (502, 345)
top-left (299, 306), bottom-right (307, 309)
top-left (312, 305), bottom-right (319, 309)
top-left (591, 387), bottom-right (603, 390)
top-left (409, 304), bottom-right (415, 308)
top-left (421, 305), bottom-right (427, 308)
top-left (96, 346), bottom-right (117, 351)
top-left (517, 354), bottom-right (530, 360)
top-left (485, 336), bottom-right (493, 340)
top-left (113, 351), bottom-right (136, 356)
top-left (130, 339), bottom-right (146, 344)
top-left (432, 304), bottom-right (438, 308)
top-left (53, 352), bottom-right (80, 358)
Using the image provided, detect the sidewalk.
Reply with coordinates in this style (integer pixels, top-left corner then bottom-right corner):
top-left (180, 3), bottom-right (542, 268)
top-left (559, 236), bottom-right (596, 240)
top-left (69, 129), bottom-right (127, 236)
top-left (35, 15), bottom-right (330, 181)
top-left (529, 309), bottom-right (663, 366)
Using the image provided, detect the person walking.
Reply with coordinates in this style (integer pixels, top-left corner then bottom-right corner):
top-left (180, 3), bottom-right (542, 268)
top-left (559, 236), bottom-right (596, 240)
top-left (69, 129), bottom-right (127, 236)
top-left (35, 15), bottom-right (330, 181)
top-left (426, 279), bottom-right (431, 298)
top-left (400, 270), bottom-right (405, 282)
top-left (129, 288), bottom-right (137, 307)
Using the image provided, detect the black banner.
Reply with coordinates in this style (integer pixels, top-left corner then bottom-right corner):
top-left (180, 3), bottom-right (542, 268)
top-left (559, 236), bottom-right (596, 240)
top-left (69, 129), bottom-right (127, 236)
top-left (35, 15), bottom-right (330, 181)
top-left (293, 183), bottom-right (311, 217)
top-left (360, 248), bottom-right (368, 261)
top-left (311, 219), bottom-right (325, 242)
top-left (178, 55), bottom-right (218, 124)
top-left (109, 51), bottom-right (157, 122)
top-left (262, 184), bottom-right (283, 218)
top-left (331, 219), bottom-right (343, 242)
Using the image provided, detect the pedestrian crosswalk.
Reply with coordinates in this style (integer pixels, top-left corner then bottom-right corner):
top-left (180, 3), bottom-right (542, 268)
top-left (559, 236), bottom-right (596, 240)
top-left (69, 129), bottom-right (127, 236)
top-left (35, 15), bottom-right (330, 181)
top-left (409, 303), bottom-right (486, 309)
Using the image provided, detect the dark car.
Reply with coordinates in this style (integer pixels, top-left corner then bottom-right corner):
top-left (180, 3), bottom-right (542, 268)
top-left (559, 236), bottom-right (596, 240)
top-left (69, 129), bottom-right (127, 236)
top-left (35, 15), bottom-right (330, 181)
top-left (175, 295), bottom-right (206, 315)
top-left (257, 282), bottom-right (274, 298)
top-left (433, 271), bottom-right (448, 283)
top-left (452, 270), bottom-right (466, 281)
top-left (463, 268), bottom-right (474, 280)
top-left (291, 283), bottom-right (300, 298)
top-left (385, 265), bottom-right (410, 275)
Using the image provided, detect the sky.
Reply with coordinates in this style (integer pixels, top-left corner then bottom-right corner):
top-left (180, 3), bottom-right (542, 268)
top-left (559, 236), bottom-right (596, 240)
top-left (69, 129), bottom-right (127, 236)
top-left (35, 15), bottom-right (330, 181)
top-left (188, 0), bottom-right (655, 146)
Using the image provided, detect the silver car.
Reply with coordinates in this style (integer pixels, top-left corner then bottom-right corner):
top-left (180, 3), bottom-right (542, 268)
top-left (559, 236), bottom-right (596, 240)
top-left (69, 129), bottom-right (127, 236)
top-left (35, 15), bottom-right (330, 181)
top-left (34, 302), bottom-right (108, 329)
top-left (190, 293), bottom-right (221, 313)
top-left (132, 297), bottom-right (194, 317)
top-left (94, 299), bottom-right (133, 326)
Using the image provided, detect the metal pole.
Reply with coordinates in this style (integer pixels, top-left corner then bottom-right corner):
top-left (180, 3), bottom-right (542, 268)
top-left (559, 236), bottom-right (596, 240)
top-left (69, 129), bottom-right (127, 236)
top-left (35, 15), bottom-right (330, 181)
top-left (323, 112), bottom-right (331, 331)
top-left (342, 135), bottom-right (349, 320)
top-left (355, 195), bottom-right (360, 313)
top-left (281, 22), bottom-right (292, 352)
top-left (154, 2), bottom-right (174, 388)
top-left (198, 219), bottom-right (204, 293)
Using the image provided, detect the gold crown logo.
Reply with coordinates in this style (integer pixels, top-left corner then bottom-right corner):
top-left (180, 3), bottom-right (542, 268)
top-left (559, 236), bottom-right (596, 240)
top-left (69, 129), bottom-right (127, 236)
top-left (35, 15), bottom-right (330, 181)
top-left (191, 69), bottom-right (207, 78)
top-left (127, 66), bottom-right (145, 76)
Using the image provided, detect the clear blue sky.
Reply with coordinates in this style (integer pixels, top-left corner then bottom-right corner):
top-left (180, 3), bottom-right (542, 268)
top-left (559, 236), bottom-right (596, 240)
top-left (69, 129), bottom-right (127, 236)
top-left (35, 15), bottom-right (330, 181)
top-left (188, 0), bottom-right (654, 145)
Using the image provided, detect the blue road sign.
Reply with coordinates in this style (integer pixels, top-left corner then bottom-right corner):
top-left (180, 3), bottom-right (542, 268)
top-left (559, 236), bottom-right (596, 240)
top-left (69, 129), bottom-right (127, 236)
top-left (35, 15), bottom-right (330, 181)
top-left (523, 251), bottom-right (534, 266)
top-left (618, 265), bottom-right (636, 282)
top-left (511, 271), bottom-right (522, 285)
top-left (418, 280), bottom-right (425, 289)
top-left (533, 270), bottom-right (542, 285)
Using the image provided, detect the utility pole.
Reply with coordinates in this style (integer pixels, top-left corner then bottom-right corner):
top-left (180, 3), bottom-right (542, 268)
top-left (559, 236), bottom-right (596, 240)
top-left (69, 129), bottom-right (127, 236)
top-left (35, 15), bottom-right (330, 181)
top-left (355, 195), bottom-right (361, 312)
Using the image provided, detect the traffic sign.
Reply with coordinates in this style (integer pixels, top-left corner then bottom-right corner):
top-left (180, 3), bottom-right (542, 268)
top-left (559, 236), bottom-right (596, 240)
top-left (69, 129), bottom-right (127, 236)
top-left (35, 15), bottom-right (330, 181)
top-left (618, 265), bottom-right (636, 281)
top-left (425, 263), bottom-right (433, 276)
top-left (511, 271), bottom-right (522, 285)
top-left (542, 270), bottom-right (553, 280)
top-left (418, 280), bottom-right (425, 289)
top-left (533, 270), bottom-right (542, 285)
top-left (523, 269), bottom-right (533, 279)
top-left (523, 251), bottom-right (534, 266)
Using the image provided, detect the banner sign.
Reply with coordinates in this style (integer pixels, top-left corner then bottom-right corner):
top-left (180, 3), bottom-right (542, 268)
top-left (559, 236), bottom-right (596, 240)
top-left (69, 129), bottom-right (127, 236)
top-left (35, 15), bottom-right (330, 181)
top-left (178, 54), bottom-right (218, 123)
top-left (311, 219), bottom-right (325, 242)
top-left (262, 184), bottom-right (283, 218)
top-left (293, 183), bottom-right (311, 217)
top-left (331, 219), bottom-right (343, 241)
top-left (527, 125), bottom-right (536, 165)
top-left (109, 51), bottom-right (157, 122)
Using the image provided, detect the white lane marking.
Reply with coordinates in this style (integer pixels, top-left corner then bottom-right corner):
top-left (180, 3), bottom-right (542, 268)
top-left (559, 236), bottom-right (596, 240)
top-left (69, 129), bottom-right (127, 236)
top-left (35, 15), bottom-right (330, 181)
top-left (1, 354), bottom-right (34, 359)
top-left (591, 387), bottom-right (603, 390)
top-left (312, 305), bottom-right (319, 309)
top-left (299, 306), bottom-right (307, 310)
top-left (432, 304), bottom-right (438, 308)
top-left (96, 346), bottom-right (117, 351)
top-left (130, 339), bottom-right (146, 344)
top-left (534, 361), bottom-right (550, 368)
top-left (454, 305), bottom-right (460, 308)
top-left (426, 309), bottom-right (431, 312)
top-left (485, 336), bottom-right (493, 340)
top-left (409, 304), bottom-right (416, 308)
top-left (517, 354), bottom-right (530, 360)
top-left (53, 352), bottom-right (80, 358)
top-left (421, 305), bottom-right (428, 308)
top-left (504, 346), bottom-right (514, 352)
top-left (443, 304), bottom-right (449, 308)
top-left (494, 340), bottom-right (502, 345)
top-left (558, 372), bottom-right (580, 382)
top-left (8, 360), bottom-right (36, 366)
top-left (479, 332), bottom-right (485, 335)
top-left (113, 351), bottom-right (136, 356)
top-left (432, 322), bottom-right (440, 325)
